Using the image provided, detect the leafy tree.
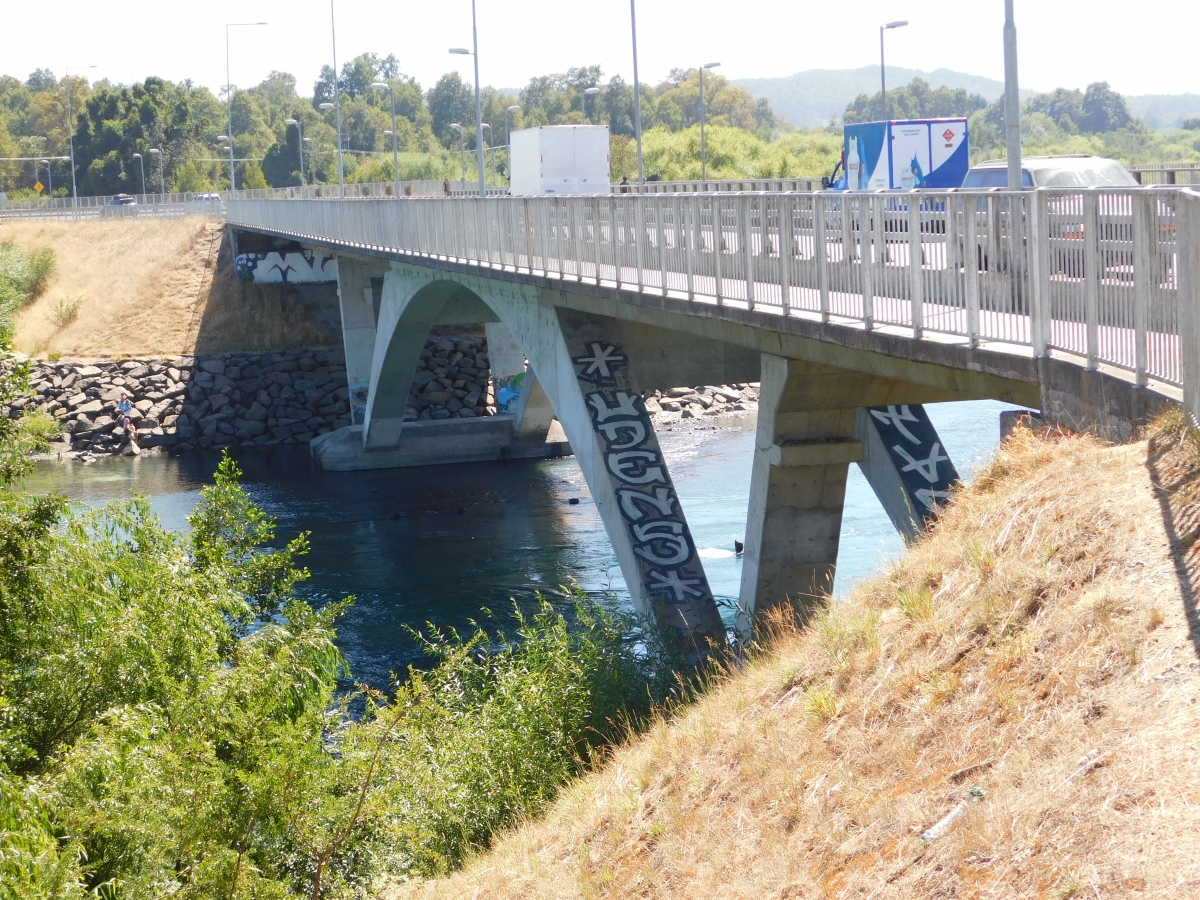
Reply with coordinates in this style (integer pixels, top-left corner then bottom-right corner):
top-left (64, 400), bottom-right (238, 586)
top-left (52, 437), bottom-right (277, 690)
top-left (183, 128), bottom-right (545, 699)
top-left (427, 72), bottom-right (474, 148)
top-left (24, 69), bottom-right (56, 93)
top-left (241, 159), bottom-right (268, 189)
top-left (844, 77), bottom-right (987, 124)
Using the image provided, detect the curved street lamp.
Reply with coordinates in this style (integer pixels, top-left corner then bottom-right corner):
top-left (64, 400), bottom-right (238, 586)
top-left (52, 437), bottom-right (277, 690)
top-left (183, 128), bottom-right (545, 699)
top-left (147, 148), bottom-right (164, 201)
top-left (880, 20), bottom-right (908, 121)
top-left (64, 65), bottom-right (97, 207)
top-left (582, 86), bottom-right (600, 125)
top-left (371, 81), bottom-right (401, 199)
top-left (132, 152), bottom-right (146, 199)
top-left (449, 2), bottom-right (486, 199)
top-left (285, 119), bottom-right (305, 185)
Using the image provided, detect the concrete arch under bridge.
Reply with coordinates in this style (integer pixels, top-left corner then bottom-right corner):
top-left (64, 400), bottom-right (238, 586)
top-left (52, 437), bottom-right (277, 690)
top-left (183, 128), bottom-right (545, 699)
top-left (308, 254), bottom-right (1113, 654)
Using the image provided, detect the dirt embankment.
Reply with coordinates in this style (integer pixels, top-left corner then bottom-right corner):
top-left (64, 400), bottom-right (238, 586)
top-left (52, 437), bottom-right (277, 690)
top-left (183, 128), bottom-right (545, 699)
top-left (391, 420), bottom-right (1200, 899)
top-left (1, 217), bottom-right (335, 359)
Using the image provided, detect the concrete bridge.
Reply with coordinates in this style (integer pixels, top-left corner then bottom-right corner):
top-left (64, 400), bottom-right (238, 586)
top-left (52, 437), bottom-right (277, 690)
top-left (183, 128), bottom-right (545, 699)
top-left (227, 187), bottom-right (1200, 654)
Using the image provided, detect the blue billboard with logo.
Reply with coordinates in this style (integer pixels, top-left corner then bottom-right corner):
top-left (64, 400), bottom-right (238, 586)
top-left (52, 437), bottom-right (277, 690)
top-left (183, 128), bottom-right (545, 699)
top-left (841, 117), bottom-right (969, 190)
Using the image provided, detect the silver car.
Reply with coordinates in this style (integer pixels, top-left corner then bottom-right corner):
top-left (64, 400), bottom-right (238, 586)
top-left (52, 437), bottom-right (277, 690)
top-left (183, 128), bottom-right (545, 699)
top-left (962, 154), bottom-right (1138, 188)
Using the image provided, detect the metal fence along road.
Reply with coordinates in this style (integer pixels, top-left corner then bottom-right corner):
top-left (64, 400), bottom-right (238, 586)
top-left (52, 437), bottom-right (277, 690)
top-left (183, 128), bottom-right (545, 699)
top-left (227, 188), bottom-right (1200, 422)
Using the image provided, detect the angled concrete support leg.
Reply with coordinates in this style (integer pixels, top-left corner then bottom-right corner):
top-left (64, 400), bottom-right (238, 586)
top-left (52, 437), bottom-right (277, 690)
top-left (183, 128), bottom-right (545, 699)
top-left (856, 404), bottom-right (960, 542)
top-left (497, 304), bottom-right (726, 660)
top-left (336, 255), bottom-right (388, 424)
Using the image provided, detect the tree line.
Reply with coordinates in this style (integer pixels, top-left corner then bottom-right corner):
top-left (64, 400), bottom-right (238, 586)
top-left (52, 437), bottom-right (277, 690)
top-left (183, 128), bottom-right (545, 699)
top-left (0, 55), bottom-right (779, 197)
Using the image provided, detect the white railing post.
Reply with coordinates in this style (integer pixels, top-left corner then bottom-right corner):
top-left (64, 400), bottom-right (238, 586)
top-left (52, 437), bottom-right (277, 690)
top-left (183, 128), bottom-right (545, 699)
top-left (964, 193), bottom-right (981, 347)
top-left (684, 195), bottom-right (696, 302)
top-left (743, 195), bottom-right (756, 309)
top-left (815, 194), bottom-right (829, 322)
top-left (713, 198), bottom-right (724, 306)
top-left (860, 195), bottom-right (874, 330)
top-left (635, 196), bottom-right (645, 292)
top-left (1084, 189), bottom-right (1100, 369)
top-left (1132, 191), bottom-right (1153, 386)
top-left (1029, 190), bottom-right (1051, 356)
top-left (908, 192), bottom-right (923, 338)
top-left (780, 195), bottom-right (793, 315)
top-left (656, 195), bottom-right (668, 295)
top-left (1179, 191), bottom-right (1200, 423)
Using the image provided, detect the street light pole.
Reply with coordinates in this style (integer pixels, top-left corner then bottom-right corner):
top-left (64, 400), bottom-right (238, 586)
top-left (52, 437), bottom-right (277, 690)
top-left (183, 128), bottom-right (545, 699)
top-left (329, 0), bottom-right (344, 197)
top-left (449, 0), bottom-right (486, 199)
top-left (371, 82), bottom-right (400, 198)
top-left (225, 21), bottom-right (267, 193)
top-left (285, 119), bottom-right (305, 186)
top-left (1003, 0), bottom-right (1022, 190)
top-left (132, 152), bottom-right (146, 199)
top-left (880, 20), bottom-right (907, 121)
top-left (64, 65), bottom-right (96, 208)
top-left (630, 0), bottom-right (644, 185)
top-left (699, 62), bottom-right (720, 182)
top-left (148, 148), bottom-right (164, 201)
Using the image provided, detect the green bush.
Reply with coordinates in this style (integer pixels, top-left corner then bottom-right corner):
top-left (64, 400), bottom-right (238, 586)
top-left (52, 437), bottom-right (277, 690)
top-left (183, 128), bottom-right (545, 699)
top-left (0, 244), bottom-right (57, 313)
top-left (0, 442), bottom-right (667, 898)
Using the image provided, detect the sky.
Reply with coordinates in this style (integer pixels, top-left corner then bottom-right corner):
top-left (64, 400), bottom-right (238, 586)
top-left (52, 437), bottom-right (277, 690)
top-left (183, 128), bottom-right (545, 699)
top-left (3, 0), bottom-right (1197, 101)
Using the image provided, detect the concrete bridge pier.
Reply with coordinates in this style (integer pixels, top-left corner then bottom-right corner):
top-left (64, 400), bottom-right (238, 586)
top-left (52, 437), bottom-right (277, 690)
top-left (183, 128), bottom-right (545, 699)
top-left (335, 255), bottom-right (388, 424)
top-left (736, 355), bottom-right (965, 637)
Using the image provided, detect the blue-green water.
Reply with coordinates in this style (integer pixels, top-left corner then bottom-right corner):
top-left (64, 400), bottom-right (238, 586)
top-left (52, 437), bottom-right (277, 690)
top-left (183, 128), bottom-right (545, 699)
top-left (21, 400), bottom-right (1017, 687)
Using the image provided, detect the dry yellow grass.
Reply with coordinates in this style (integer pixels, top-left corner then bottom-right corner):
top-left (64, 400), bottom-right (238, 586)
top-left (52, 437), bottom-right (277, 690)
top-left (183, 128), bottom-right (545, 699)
top-left (1, 217), bottom-right (331, 358)
top-left (387, 422), bottom-right (1200, 899)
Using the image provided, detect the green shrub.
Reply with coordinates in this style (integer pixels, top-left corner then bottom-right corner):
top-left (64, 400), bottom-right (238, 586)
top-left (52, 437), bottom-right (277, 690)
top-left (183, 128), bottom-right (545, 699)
top-left (0, 441), bottom-right (667, 897)
top-left (0, 244), bottom-right (57, 312)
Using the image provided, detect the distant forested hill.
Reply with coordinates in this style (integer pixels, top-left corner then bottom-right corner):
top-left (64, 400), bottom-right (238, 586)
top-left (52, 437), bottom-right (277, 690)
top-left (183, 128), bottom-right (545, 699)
top-left (734, 66), bottom-right (1031, 127)
top-left (1126, 94), bottom-right (1200, 128)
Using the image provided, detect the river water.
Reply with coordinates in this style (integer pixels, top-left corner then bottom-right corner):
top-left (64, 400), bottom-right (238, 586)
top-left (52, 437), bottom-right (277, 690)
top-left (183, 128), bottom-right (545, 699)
top-left (22, 400), bottom-right (1016, 687)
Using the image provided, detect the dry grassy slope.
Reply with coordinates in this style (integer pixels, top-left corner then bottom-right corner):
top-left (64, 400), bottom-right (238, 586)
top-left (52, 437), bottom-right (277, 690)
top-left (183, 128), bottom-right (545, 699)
top-left (1, 218), bottom-right (331, 358)
top-left (390, 424), bottom-right (1200, 900)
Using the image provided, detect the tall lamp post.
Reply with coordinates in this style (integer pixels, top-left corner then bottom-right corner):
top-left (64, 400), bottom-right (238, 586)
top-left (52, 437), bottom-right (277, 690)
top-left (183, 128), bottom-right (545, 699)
top-left (225, 21), bottom-right (268, 193)
top-left (285, 119), bottom-right (305, 186)
top-left (328, 1), bottom-right (345, 197)
top-left (450, 0), bottom-right (486, 200)
top-left (630, 0), bottom-right (644, 185)
top-left (449, 123), bottom-right (466, 183)
top-left (699, 62), bottom-right (720, 182)
top-left (371, 82), bottom-right (401, 198)
top-left (582, 86), bottom-right (600, 124)
top-left (1003, 0), bottom-right (1022, 190)
top-left (147, 148), bottom-right (164, 200)
top-left (64, 64), bottom-right (96, 208)
top-left (879, 20), bottom-right (907, 121)
top-left (132, 152), bottom-right (146, 199)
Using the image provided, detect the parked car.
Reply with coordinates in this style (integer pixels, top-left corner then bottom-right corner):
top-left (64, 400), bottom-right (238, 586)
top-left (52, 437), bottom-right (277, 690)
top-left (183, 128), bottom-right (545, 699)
top-left (186, 192), bottom-right (225, 216)
top-left (962, 155), bottom-right (1138, 189)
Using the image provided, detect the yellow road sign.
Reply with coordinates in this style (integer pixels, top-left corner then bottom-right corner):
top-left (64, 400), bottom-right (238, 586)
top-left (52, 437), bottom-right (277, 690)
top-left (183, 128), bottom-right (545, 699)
top-left (33, 181), bottom-right (44, 193)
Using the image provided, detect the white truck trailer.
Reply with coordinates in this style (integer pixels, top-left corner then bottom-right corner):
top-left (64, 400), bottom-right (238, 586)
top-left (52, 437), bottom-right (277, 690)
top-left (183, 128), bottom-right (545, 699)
top-left (508, 125), bottom-right (611, 195)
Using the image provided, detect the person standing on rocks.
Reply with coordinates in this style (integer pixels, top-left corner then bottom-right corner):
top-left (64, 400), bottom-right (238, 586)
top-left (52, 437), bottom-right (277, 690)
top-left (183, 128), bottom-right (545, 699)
top-left (116, 392), bottom-right (139, 450)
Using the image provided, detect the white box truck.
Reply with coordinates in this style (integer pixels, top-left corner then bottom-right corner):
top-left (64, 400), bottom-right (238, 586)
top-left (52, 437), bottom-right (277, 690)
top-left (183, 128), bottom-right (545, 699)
top-left (509, 125), bottom-right (611, 195)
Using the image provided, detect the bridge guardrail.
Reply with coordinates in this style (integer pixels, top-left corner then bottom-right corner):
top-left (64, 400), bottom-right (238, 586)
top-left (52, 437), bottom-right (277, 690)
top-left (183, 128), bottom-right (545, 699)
top-left (226, 187), bottom-right (1200, 424)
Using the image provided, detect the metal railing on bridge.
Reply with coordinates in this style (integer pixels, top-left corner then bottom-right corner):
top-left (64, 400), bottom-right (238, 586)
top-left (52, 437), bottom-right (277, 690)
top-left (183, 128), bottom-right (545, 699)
top-left (1129, 163), bottom-right (1200, 186)
top-left (226, 188), bottom-right (1200, 419)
